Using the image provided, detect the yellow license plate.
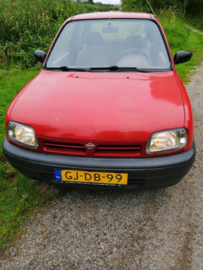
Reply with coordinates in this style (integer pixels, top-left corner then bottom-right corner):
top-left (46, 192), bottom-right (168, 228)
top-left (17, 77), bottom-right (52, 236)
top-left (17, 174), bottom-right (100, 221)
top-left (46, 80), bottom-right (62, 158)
top-left (59, 170), bottom-right (128, 185)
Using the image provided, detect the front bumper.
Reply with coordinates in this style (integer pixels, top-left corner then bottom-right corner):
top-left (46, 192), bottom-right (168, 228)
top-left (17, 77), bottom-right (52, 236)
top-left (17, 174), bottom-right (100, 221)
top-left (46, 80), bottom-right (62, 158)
top-left (2, 138), bottom-right (196, 190)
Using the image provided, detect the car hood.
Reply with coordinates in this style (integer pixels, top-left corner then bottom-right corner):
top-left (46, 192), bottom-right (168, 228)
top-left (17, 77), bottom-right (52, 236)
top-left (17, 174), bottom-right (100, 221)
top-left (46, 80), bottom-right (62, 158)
top-left (10, 70), bottom-right (184, 141)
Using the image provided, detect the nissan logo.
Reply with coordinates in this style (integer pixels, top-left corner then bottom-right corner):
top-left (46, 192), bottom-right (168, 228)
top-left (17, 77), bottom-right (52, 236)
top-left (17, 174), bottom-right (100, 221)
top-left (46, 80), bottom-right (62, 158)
top-left (86, 143), bottom-right (95, 150)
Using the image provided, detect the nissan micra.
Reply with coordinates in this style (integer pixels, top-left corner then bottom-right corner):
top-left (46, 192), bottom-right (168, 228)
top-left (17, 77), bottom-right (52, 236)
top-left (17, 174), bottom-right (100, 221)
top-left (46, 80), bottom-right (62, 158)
top-left (3, 12), bottom-right (195, 190)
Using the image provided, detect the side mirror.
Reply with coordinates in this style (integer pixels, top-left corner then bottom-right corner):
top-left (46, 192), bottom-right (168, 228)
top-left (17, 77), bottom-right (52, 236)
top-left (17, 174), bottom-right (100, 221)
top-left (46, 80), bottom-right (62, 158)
top-left (34, 50), bottom-right (46, 63)
top-left (174, 50), bottom-right (192, 65)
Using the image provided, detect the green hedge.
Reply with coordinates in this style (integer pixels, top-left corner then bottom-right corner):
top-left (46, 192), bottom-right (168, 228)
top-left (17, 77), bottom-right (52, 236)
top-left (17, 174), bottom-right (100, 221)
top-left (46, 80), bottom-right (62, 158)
top-left (0, 0), bottom-right (118, 68)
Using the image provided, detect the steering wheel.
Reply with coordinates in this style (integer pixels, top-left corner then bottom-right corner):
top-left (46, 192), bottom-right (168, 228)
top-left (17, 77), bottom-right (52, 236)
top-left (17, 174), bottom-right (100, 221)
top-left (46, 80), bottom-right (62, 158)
top-left (118, 48), bottom-right (151, 62)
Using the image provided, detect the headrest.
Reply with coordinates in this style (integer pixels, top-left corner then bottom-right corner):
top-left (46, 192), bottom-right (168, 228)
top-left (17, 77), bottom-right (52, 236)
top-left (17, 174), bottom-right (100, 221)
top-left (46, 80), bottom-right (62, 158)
top-left (125, 35), bottom-right (144, 49)
top-left (84, 32), bottom-right (103, 46)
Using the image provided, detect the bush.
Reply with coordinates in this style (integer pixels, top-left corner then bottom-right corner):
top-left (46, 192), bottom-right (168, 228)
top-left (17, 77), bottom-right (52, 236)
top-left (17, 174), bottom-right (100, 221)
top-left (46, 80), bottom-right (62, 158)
top-left (0, 0), bottom-right (118, 69)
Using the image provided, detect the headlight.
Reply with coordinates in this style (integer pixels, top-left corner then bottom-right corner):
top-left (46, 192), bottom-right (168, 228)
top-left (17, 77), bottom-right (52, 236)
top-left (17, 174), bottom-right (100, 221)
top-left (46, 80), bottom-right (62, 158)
top-left (7, 121), bottom-right (38, 148)
top-left (147, 129), bottom-right (188, 153)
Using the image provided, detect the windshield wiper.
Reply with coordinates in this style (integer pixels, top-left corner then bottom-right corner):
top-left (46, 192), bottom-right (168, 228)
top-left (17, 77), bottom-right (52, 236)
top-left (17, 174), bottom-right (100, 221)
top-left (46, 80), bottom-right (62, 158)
top-left (89, 66), bottom-right (151, 72)
top-left (45, 66), bottom-right (89, 71)
top-left (45, 66), bottom-right (151, 72)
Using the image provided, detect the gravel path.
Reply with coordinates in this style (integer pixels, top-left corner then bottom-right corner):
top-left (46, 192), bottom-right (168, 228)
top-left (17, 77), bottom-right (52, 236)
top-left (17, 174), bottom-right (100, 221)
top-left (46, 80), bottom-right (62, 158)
top-left (187, 24), bottom-right (203, 36)
top-left (1, 66), bottom-right (203, 270)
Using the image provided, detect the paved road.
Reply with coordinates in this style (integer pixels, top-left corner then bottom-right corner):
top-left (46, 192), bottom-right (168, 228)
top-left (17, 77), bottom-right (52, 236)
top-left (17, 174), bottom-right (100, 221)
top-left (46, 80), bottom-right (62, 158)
top-left (1, 66), bottom-right (203, 270)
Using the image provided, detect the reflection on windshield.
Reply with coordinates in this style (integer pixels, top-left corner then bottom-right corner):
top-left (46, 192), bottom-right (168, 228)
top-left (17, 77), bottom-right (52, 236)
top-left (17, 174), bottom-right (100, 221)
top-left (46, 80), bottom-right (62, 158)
top-left (46, 19), bottom-right (170, 70)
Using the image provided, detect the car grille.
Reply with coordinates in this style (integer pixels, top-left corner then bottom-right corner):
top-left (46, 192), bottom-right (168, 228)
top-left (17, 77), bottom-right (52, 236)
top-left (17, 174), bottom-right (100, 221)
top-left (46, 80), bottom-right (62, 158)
top-left (94, 145), bottom-right (141, 157)
top-left (41, 139), bottom-right (142, 158)
top-left (43, 141), bottom-right (86, 156)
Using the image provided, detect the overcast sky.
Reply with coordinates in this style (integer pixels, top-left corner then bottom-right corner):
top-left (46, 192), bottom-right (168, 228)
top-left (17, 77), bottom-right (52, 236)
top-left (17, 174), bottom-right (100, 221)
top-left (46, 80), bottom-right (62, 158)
top-left (94, 0), bottom-right (121, 5)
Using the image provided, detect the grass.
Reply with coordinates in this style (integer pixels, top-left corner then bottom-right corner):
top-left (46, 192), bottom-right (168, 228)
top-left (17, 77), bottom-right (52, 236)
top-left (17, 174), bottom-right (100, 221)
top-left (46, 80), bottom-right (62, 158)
top-left (173, 29), bottom-right (203, 82)
top-left (0, 70), bottom-right (59, 250)
top-left (159, 12), bottom-right (203, 82)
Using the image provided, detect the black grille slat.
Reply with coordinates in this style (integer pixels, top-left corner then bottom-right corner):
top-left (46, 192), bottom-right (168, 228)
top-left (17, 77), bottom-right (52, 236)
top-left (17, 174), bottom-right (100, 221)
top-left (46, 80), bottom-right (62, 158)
top-left (43, 141), bottom-right (84, 149)
top-left (95, 144), bottom-right (141, 157)
top-left (97, 145), bottom-right (141, 150)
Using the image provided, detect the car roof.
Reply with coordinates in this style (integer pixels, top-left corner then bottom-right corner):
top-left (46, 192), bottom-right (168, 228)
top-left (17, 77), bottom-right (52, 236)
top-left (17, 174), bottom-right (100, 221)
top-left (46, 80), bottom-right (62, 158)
top-left (71, 12), bottom-right (155, 21)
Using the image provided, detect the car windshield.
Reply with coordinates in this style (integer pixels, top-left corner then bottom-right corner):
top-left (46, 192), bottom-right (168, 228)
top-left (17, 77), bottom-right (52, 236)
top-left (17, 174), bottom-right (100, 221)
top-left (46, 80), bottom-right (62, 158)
top-left (46, 19), bottom-right (171, 71)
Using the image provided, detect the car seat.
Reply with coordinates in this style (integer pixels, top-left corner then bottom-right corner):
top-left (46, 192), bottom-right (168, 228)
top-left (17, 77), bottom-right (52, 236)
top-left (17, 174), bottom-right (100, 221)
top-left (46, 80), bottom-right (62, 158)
top-left (77, 32), bottom-right (108, 67)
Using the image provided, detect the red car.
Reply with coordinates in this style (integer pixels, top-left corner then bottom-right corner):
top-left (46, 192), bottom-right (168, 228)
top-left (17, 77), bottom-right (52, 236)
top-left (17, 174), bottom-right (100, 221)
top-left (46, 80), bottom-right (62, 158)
top-left (3, 12), bottom-right (195, 190)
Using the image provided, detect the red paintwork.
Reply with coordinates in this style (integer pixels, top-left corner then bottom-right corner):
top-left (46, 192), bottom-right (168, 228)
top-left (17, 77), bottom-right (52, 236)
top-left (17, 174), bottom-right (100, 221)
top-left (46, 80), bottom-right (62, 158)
top-left (71, 12), bottom-right (153, 20)
top-left (173, 71), bottom-right (194, 151)
top-left (6, 70), bottom-right (191, 155)
top-left (5, 12), bottom-right (194, 157)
